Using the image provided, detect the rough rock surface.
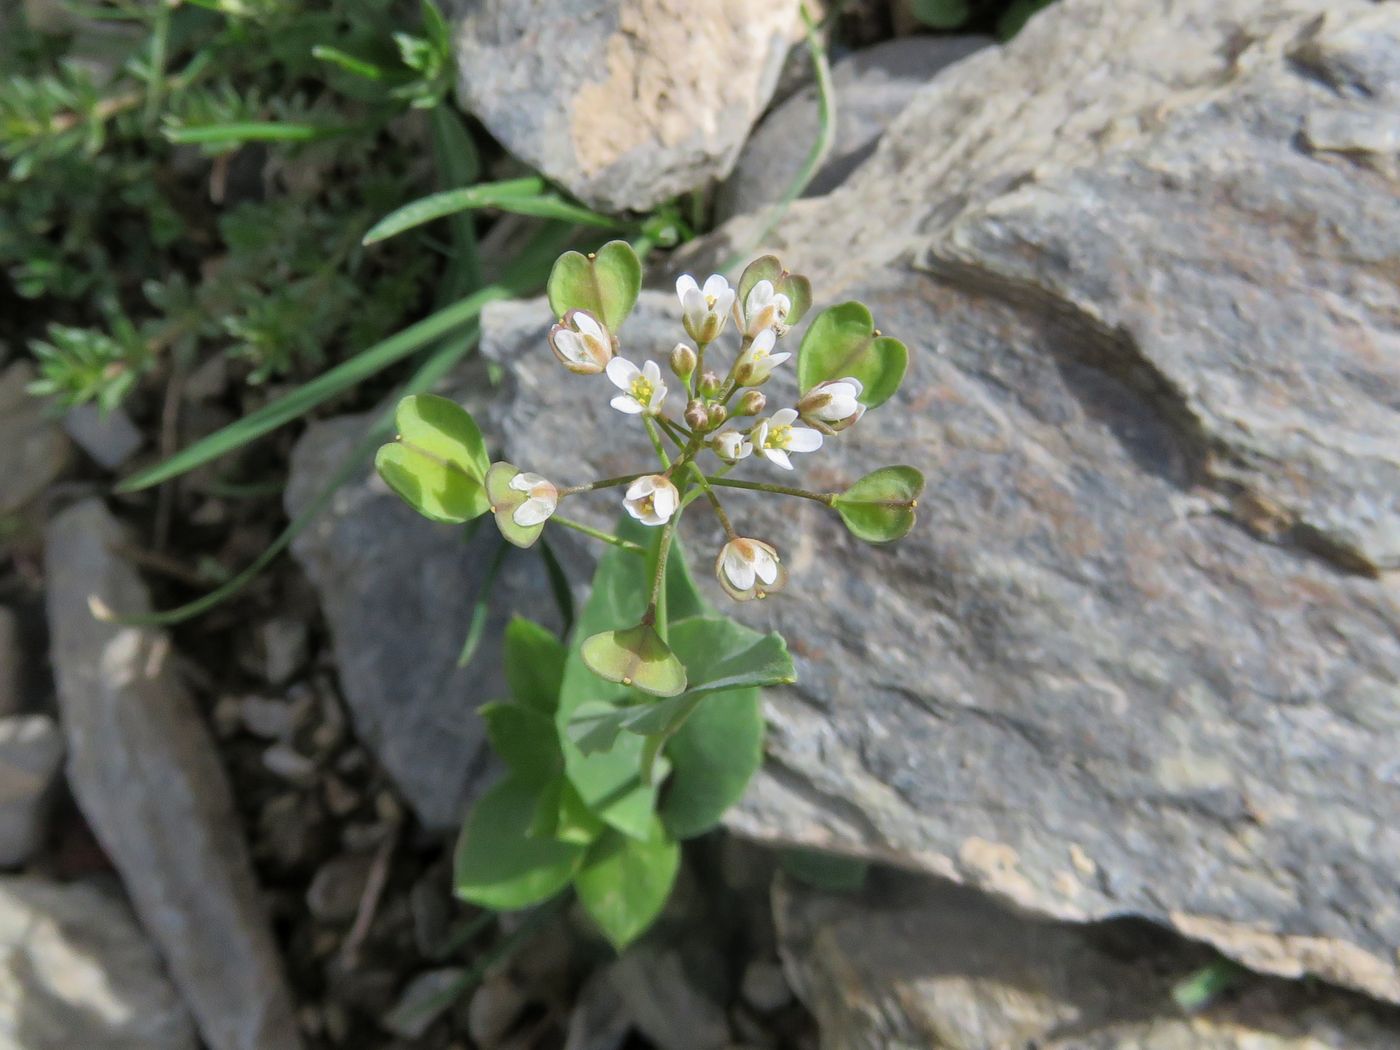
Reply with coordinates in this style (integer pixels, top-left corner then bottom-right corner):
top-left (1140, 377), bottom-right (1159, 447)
top-left (473, 0), bottom-right (1400, 1003)
top-left (451, 0), bottom-right (800, 213)
top-left (285, 409), bottom-right (572, 832)
top-left (0, 363), bottom-right (70, 517)
top-left (775, 871), bottom-right (1400, 1049)
top-left (715, 35), bottom-right (991, 223)
top-left (0, 875), bottom-right (197, 1050)
top-left (44, 499), bottom-right (302, 1050)
top-left (0, 715), bottom-right (63, 866)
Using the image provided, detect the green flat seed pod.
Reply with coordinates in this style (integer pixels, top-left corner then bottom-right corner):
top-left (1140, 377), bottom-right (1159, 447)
top-left (797, 302), bottom-right (908, 408)
top-left (580, 624), bottom-right (687, 698)
top-left (834, 465), bottom-right (924, 543)
top-left (546, 240), bottom-right (642, 331)
top-left (375, 442), bottom-right (489, 523)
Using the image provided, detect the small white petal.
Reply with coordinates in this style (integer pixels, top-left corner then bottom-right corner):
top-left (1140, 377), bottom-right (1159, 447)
top-left (751, 328), bottom-right (776, 353)
top-left (764, 448), bottom-right (793, 470)
top-left (702, 274), bottom-right (729, 298)
top-left (747, 280), bottom-right (774, 313)
top-left (611, 395), bottom-right (644, 414)
top-left (642, 360), bottom-right (661, 384)
top-left (553, 329), bottom-right (587, 364)
top-left (606, 357), bottom-right (641, 390)
top-left (767, 352), bottom-right (791, 368)
top-left (715, 288), bottom-right (736, 315)
top-left (771, 408), bottom-right (798, 427)
top-left (510, 472), bottom-right (547, 492)
top-left (513, 498), bottom-right (553, 527)
top-left (724, 552), bottom-right (756, 591)
top-left (682, 287), bottom-right (707, 319)
top-left (676, 274), bottom-right (699, 304)
top-left (786, 426), bottom-right (824, 453)
top-left (648, 384), bottom-right (667, 412)
top-left (574, 312), bottom-right (604, 340)
top-left (752, 547), bottom-right (779, 585)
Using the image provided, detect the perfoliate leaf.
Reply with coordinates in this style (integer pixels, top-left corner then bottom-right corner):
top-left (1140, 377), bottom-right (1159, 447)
top-left (581, 624), bottom-right (687, 698)
top-left (834, 466), bottom-right (924, 543)
top-left (375, 442), bottom-right (489, 524)
top-left (504, 617), bottom-right (567, 714)
top-left (574, 823), bottom-right (680, 949)
top-left (485, 461), bottom-right (547, 548)
top-left (797, 302), bottom-right (908, 409)
top-left (737, 255), bottom-right (813, 327)
top-left (454, 777), bottom-right (584, 910)
top-left (546, 240), bottom-right (642, 331)
top-left (480, 702), bottom-right (561, 784)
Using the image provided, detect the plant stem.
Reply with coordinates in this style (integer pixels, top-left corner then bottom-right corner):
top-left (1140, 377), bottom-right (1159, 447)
top-left (557, 472), bottom-right (646, 497)
top-left (643, 515), bottom-right (678, 639)
top-left (655, 415), bottom-right (689, 449)
top-left (644, 416), bottom-right (671, 470)
top-left (704, 475), bottom-right (836, 506)
top-left (687, 464), bottom-right (737, 539)
top-left (550, 514), bottom-right (645, 554)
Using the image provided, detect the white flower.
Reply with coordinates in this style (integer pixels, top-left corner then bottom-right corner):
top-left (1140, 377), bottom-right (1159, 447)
top-left (606, 357), bottom-right (667, 415)
top-left (711, 429), bottom-right (753, 463)
top-left (733, 329), bottom-right (791, 387)
top-left (549, 310), bottom-right (613, 374)
top-left (676, 273), bottom-right (735, 344)
top-left (750, 408), bottom-right (823, 470)
top-left (507, 472), bottom-right (558, 527)
top-left (739, 279), bottom-right (791, 338)
top-left (797, 377), bottom-right (866, 433)
top-left (623, 475), bottom-right (680, 526)
top-left (716, 537), bottom-right (785, 601)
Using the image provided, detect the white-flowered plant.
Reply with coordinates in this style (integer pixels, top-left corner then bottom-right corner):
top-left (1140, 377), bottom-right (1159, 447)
top-left (373, 242), bottom-right (922, 952)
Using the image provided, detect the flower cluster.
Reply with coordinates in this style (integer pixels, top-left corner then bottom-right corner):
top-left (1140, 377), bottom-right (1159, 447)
top-left (519, 254), bottom-right (885, 602)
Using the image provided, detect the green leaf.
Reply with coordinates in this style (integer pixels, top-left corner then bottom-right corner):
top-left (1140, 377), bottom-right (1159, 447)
top-left (833, 466), bottom-right (924, 543)
top-left (797, 302), bottom-right (908, 409)
top-left (555, 780), bottom-right (607, 846)
top-left (574, 824), bottom-right (680, 949)
top-left (581, 624), bottom-right (687, 698)
top-left (363, 177), bottom-right (615, 246)
top-left (780, 848), bottom-right (869, 892)
top-left (480, 702), bottom-right (561, 785)
top-left (395, 394), bottom-right (490, 481)
top-left (547, 241), bottom-right (642, 330)
top-left (736, 255), bottom-right (813, 327)
top-left (504, 617), bottom-right (566, 714)
top-left (567, 699), bottom-right (629, 755)
top-left (910, 0), bottom-right (971, 28)
top-left (162, 121), bottom-right (356, 146)
top-left (662, 683), bottom-right (763, 840)
top-left (682, 624), bottom-right (793, 698)
top-left (375, 395), bottom-right (490, 524)
top-left (454, 777), bottom-right (585, 910)
top-left (374, 442), bottom-right (488, 524)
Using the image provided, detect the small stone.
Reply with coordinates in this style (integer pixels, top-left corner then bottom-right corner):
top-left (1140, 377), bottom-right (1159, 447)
top-left (211, 694), bottom-right (243, 739)
top-left (0, 362), bottom-right (71, 516)
top-left (0, 608), bottom-right (22, 717)
top-left (564, 971), bottom-right (631, 1050)
top-left (382, 967), bottom-right (467, 1040)
top-left (239, 695), bottom-right (299, 740)
top-left (306, 854), bottom-right (372, 924)
top-left (739, 959), bottom-right (792, 1014)
top-left (0, 714), bottom-right (64, 866)
top-left (608, 944), bottom-right (730, 1050)
top-left (258, 617), bottom-right (308, 685)
top-left (262, 743), bottom-right (318, 784)
top-left (322, 775), bottom-right (359, 818)
top-left (468, 973), bottom-right (529, 1048)
top-left (63, 401), bottom-right (143, 469)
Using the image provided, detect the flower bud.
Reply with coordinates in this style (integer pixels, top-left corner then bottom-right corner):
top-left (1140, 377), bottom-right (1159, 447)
top-left (677, 274), bottom-right (734, 345)
top-left (698, 371), bottom-right (722, 398)
top-left (737, 390), bottom-right (766, 416)
top-left (706, 404), bottom-right (727, 430)
top-left (684, 400), bottom-right (708, 431)
top-left (796, 377), bottom-right (866, 433)
top-left (711, 429), bottom-right (753, 463)
top-left (669, 342), bottom-right (697, 381)
top-left (623, 474), bottom-right (680, 526)
top-left (548, 309), bottom-right (613, 375)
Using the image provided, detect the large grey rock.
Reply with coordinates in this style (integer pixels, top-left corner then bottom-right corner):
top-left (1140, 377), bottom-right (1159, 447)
top-left (284, 410), bottom-right (571, 832)
top-left (775, 871), bottom-right (1400, 1049)
top-left (452, 0), bottom-right (800, 213)
top-left (43, 500), bottom-right (302, 1050)
top-left (0, 364), bottom-right (70, 517)
top-left (715, 35), bottom-right (991, 223)
top-left (0, 875), bottom-right (198, 1050)
top-left (471, 0), bottom-right (1400, 1004)
top-left (0, 716), bottom-right (63, 866)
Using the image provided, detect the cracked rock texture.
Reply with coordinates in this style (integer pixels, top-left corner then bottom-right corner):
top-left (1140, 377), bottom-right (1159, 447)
top-left (451, 0), bottom-right (800, 213)
top-left (775, 871), bottom-right (1400, 1048)
top-left (44, 500), bottom-right (302, 1050)
top-left (473, 0), bottom-right (1400, 1004)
